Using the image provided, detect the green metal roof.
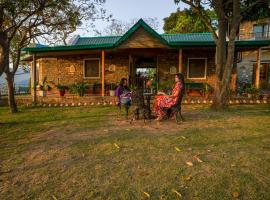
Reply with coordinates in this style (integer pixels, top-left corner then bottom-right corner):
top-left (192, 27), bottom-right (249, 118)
top-left (161, 33), bottom-right (213, 43)
top-left (23, 19), bottom-right (270, 53)
top-left (75, 36), bottom-right (121, 46)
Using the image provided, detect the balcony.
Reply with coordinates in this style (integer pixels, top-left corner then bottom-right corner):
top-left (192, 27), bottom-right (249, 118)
top-left (238, 32), bottom-right (270, 41)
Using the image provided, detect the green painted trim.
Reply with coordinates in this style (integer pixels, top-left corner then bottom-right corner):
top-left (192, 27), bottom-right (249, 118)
top-left (235, 40), bottom-right (270, 46)
top-left (23, 43), bottom-right (115, 52)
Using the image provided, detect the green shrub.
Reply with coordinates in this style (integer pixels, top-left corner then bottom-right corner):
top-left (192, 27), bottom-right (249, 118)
top-left (56, 84), bottom-right (68, 91)
top-left (69, 83), bottom-right (89, 97)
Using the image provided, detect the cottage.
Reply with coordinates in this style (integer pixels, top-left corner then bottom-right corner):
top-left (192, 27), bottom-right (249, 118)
top-left (23, 19), bottom-right (270, 101)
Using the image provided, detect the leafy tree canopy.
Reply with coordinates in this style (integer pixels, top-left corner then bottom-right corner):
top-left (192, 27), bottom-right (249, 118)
top-left (163, 8), bottom-right (217, 34)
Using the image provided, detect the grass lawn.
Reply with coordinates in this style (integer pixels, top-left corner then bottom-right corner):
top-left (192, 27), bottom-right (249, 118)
top-left (0, 104), bottom-right (270, 200)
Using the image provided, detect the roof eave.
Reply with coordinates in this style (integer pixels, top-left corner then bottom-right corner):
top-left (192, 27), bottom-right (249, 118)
top-left (22, 44), bottom-right (115, 53)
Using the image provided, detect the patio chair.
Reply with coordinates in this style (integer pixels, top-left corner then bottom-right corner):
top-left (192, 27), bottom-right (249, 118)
top-left (117, 93), bottom-right (132, 119)
top-left (130, 87), bottom-right (152, 124)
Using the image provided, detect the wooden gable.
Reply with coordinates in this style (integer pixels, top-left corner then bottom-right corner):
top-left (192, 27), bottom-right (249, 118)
top-left (118, 27), bottom-right (167, 49)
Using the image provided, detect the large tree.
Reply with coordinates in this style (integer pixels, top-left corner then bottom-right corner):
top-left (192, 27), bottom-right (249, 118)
top-left (174, 0), bottom-right (270, 110)
top-left (164, 8), bottom-right (217, 34)
top-left (0, 0), bottom-right (108, 113)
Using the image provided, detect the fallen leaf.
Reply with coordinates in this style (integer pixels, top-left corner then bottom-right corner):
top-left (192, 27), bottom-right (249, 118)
top-left (126, 128), bottom-right (131, 131)
top-left (143, 191), bottom-right (150, 198)
top-left (181, 136), bottom-right (186, 139)
top-left (186, 162), bottom-right (193, 167)
top-left (232, 191), bottom-right (240, 198)
top-left (194, 156), bottom-right (203, 163)
top-left (103, 129), bottom-right (109, 132)
top-left (182, 175), bottom-right (192, 182)
top-left (175, 147), bottom-right (181, 152)
top-left (172, 189), bottom-right (182, 197)
top-left (52, 195), bottom-right (58, 200)
top-left (114, 143), bottom-right (120, 149)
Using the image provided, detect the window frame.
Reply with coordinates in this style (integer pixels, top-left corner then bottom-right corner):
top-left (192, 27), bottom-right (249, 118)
top-left (253, 23), bottom-right (270, 39)
top-left (187, 58), bottom-right (207, 80)
top-left (83, 58), bottom-right (101, 79)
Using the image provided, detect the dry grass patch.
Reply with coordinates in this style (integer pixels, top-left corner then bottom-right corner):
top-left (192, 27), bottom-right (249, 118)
top-left (0, 105), bottom-right (270, 199)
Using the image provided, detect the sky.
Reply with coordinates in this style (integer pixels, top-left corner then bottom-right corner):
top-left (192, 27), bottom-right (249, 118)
top-left (76, 0), bottom-right (187, 36)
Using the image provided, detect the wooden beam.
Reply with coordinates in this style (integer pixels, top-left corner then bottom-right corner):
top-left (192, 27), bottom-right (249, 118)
top-left (128, 54), bottom-right (132, 82)
top-left (255, 48), bottom-right (261, 89)
top-left (101, 50), bottom-right (105, 97)
top-left (157, 55), bottom-right (159, 90)
top-left (32, 53), bottom-right (37, 103)
top-left (178, 48), bottom-right (183, 73)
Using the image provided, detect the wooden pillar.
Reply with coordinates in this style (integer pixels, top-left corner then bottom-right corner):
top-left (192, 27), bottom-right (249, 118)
top-left (128, 55), bottom-right (132, 83)
top-left (255, 48), bottom-right (261, 89)
top-left (101, 50), bottom-right (105, 97)
top-left (32, 53), bottom-right (37, 103)
top-left (157, 55), bottom-right (159, 90)
top-left (178, 48), bottom-right (183, 73)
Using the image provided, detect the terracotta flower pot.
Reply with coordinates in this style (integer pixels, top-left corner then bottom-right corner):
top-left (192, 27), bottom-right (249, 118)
top-left (59, 90), bottom-right (66, 97)
top-left (204, 93), bottom-right (210, 100)
top-left (38, 90), bottom-right (46, 97)
top-left (109, 90), bottom-right (115, 96)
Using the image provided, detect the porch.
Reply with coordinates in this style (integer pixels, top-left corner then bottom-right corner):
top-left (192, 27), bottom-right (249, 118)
top-left (22, 19), bottom-right (270, 102)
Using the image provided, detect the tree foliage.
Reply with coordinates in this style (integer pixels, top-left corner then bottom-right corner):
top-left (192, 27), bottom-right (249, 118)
top-left (0, 0), bottom-right (108, 112)
top-left (163, 8), bottom-right (217, 34)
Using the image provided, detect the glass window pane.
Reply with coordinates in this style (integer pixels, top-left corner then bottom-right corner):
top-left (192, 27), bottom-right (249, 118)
top-left (85, 60), bottom-right (100, 78)
top-left (188, 59), bottom-right (206, 78)
top-left (253, 25), bottom-right (263, 38)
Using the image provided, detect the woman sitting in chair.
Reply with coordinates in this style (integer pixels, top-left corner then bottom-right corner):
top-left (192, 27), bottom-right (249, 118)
top-left (153, 73), bottom-right (185, 121)
top-left (115, 78), bottom-right (132, 117)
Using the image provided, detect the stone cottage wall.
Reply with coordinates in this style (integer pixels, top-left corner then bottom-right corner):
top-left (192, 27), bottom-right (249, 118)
top-left (182, 49), bottom-right (217, 88)
top-left (157, 50), bottom-right (178, 84)
top-left (37, 53), bottom-right (129, 91)
top-left (35, 49), bottom-right (239, 94)
top-left (239, 18), bottom-right (270, 40)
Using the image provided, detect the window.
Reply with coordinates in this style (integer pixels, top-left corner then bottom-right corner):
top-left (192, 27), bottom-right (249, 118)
top-left (84, 59), bottom-right (100, 78)
top-left (253, 24), bottom-right (270, 39)
top-left (187, 58), bottom-right (207, 79)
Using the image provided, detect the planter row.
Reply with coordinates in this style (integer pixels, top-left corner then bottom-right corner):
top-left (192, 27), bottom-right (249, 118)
top-left (26, 99), bottom-right (269, 108)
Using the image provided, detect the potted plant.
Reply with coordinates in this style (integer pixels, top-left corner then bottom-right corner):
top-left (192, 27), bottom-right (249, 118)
top-left (109, 83), bottom-right (117, 96)
top-left (69, 82), bottom-right (89, 97)
top-left (246, 84), bottom-right (259, 98)
top-left (36, 77), bottom-right (51, 97)
top-left (200, 84), bottom-right (212, 100)
top-left (56, 84), bottom-right (68, 97)
top-left (227, 88), bottom-right (234, 100)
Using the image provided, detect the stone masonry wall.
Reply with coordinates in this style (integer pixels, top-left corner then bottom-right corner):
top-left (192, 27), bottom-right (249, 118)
top-left (35, 49), bottom-right (238, 94)
top-left (182, 49), bottom-right (217, 88)
top-left (239, 18), bottom-right (270, 40)
top-left (37, 53), bottom-right (129, 90)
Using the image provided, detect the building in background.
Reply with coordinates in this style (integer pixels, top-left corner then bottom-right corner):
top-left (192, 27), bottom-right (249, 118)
top-left (237, 18), bottom-right (270, 90)
top-left (23, 19), bottom-right (270, 102)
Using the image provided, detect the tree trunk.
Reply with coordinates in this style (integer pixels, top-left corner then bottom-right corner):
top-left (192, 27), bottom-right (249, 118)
top-left (6, 72), bottom-right (18, 113)
top-left (212, 37), bottom-right (238, 110)
top-left (211, 20), bottom-right (228, 110)
top-left (0, 32), bottom-right (9, 76)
